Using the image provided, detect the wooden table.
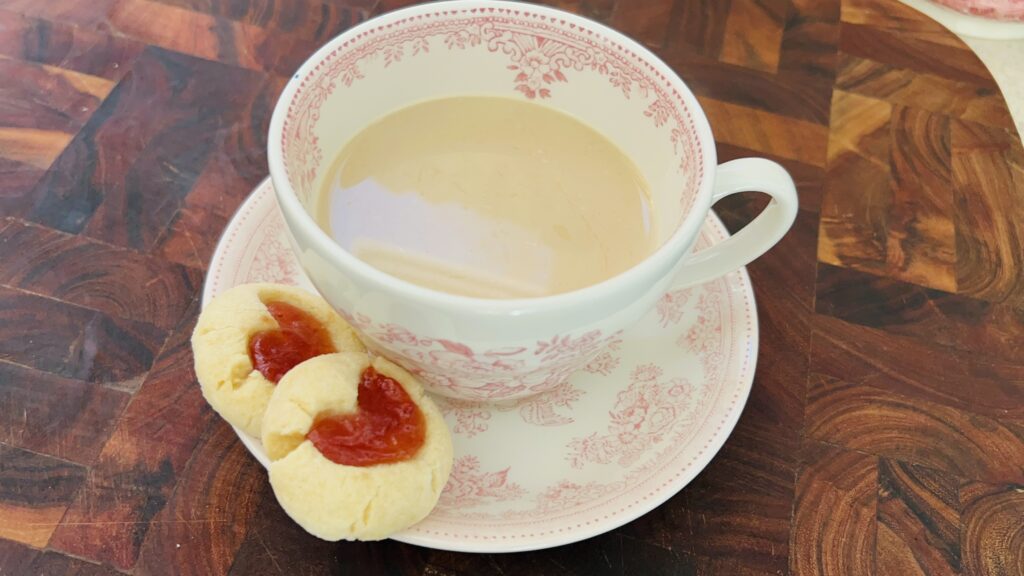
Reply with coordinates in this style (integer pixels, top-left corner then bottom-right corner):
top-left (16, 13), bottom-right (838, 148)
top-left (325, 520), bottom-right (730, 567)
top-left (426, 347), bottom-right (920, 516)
top-left (0, 0), bottom-right (1021, 574)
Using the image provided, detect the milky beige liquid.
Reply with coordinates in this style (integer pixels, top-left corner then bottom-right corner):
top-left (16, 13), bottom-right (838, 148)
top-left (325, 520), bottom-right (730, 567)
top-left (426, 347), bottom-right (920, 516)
top-left (315, 96), bottom-right (655, 298)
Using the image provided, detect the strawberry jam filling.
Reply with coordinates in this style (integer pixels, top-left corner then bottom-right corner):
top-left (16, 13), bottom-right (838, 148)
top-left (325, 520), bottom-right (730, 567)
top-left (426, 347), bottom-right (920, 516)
top-left (307, 367), bottom-right (426, 466)
top-left (248, 301), bottom-right (336, 383)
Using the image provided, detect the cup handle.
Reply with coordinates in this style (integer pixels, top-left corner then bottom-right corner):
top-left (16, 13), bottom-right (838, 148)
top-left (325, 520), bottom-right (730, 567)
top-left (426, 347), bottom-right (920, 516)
top-left (671, 158), bottom-right (799, 290)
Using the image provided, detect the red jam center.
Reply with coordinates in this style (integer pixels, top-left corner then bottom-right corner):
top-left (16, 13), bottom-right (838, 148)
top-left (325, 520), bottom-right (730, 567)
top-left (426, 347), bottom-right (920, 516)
top-left (307, 367), bottom-right (426, 467)
top-left (248, 301), bottom-right (336, 383)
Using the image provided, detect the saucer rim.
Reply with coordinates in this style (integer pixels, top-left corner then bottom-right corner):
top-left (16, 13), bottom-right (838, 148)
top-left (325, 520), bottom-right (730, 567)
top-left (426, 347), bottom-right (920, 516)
top-left (203, 177), bottom-right (758, 553)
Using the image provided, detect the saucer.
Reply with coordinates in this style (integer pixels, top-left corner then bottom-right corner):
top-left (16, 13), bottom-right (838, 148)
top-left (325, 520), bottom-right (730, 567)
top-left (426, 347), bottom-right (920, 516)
top-left (203, 178), bottom-right (758, 553)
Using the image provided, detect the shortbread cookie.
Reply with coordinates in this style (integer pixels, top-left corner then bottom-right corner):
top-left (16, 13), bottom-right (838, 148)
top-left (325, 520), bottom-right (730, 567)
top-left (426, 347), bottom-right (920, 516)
top-left (262, 353), bottom-right (453, 541)
top-left (192, 283), bottom-right (364, 438)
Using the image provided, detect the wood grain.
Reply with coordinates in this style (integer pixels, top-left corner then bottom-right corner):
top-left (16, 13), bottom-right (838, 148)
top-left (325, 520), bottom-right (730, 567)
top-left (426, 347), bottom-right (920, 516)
top-left (0, 57), bottom-right (113, 133)
top-left (149, 0), bottom-right (376, 44)
top-left (0, 9), bottom-right (141, 80)
top-left (791, 441), bottom-right (877, 575)
top-left (951, 119), bottom-right (1024, 306)
top-left (819, 89), bottom-right (893, 269)
top-left (699, 95), bottom-right (829, 166)
top-left (607, 0), bottom-right (675, 48)
top-left (806, 374), bottom-right (1024, 483)
top-left (0, 444), bottom-right (86, 547)
top-left (885, 104), bottom-right (956, 291)
top-left (835, 53), bottom-right (1013, 127)
top-left (876, 459), bottom-right (960, 575)
top-left (719, 0), bottom-right (788, 72)
top-left (778, 0), bottom-right (840, 78)
top-left (225, 482), bottom-right (336, 576)
top-left (0, 0), bottom-right (1021, 572)
top-left (815, 263), bottom-right (1024, 361)
top-left (0, 538), bottom-right (38, 574)
top-left (23, 47), bottom-right (265, 248)
top-left (663, 0), bottom-right (733, 58)
top-left (0, 286), bottom-right (165, 389)
top-left (0, 219), bottom-right (202, 329)
top-left (133, 422), bottom-right (264, 576)
top-left (26, 551), bottom-right (126, 576)
top-left (49, 299), bottom-right (210, 570)
top-left (960, 481), bottom-right (1024, 576)
top-left (0, 361), bottom-right (130, 465)
top-left (811, 313), bottom-right (1024, 419)
top-left (154, 74), bottom-right (286, 268)
top-left (664, 51), bottom-right (834, 124)
top-left (0, 158), bottom-right (45, 215)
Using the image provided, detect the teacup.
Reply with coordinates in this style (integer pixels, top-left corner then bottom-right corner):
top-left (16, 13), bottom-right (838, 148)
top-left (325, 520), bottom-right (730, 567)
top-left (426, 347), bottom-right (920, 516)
top-left (268, 0), bottom-right (798, 402)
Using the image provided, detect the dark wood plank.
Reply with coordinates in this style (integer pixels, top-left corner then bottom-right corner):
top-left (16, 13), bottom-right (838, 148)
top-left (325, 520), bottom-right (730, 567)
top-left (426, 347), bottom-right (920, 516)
top-left (0, 0), bottom-right (118, 28)
top-left (663, 0), bottom-right (733, 58)
top-left (806, 373), bottom-right (1024, 483)
top-left (0, 9), bottom-right (142, 80)
top-left (134, 422), bottom-right (265, 576)
top-left (876, 459), bottom-right (961, 576)
top-left (27, 551), bottom-right (126, 576)
top-left (714, 206), bottom-right (818, 432)
top-left (778, 0), bottom-right (841, 79)
top-left (105, 0), bottom-right (324, 77)
top-left (225, 482), bottom-right (336, 576)
top-left (154, 74), bottom-right (287, 268)
top-left (836, 53), bottom-right (1014, 127)
top-left (716, 142), bottom-right (826, 213)
top-left (951, 119), bottom-right (1024, 306)
top-left (700, 96), bottom-right (829, 166)
top-left (151, 0), bottom-right (375, 44)
top-left (0, 537), bottom-right (39, 574)
top-left (0, 57), bottom-right (114, 133)
top-left (819, 89), bottom-right (893, 269)
top-left (0, 443), bottom-right (86, 548)
top-left (839, 23), bottom-right (998, 89)
top-left (22, 47), bottom-right (265, 249)
top-left (811, 314), bottom-right (1024, 419)
top-left (0, 361), bottom-right (130, 465)
top-left (959, 481), bottom-right (1024, 576)
top-left (615, 416), bottom-right (799, 574)
top-left (791, 441), bottom-right (877, 576)
top-left (48, 298), bottom-right (211, 570)
top-left (0, 286), bottom-right (165, 390)
top-left (664, 51), bottom-right (834, 125)
top-left (841, 0), bottom-right (976, 49)
top-left (815, 264), bottom-right (1024, 362)
top-left (607, 0), bottom-right (675, 48)
top-left (718, 0), bottom-right (788, 72)
top-left (0, 158), bottom-right (45, 215)
top-left (0, 219), bottom-right (202, 330)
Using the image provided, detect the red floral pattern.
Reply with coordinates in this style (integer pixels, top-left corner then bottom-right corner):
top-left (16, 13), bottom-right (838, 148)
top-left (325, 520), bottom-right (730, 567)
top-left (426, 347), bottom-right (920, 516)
top-left (656, 289), bottom-right (691, 327)
top-left (344, 313), bottom-right (621, 400)
top-left (931, 0), bottom-right (1024, 20)
top-left (246, 211), bottom-right (301, 286)
top-left (281, 9), bottom-right (704, 210)
top-left (677, 281), bottom-right (726, 387)
top-left (535, 480), bottom-right (622, 512)
top-left (566, 364), bottom-right (697, 469)
top-left (437, 379), bottom-right (586, 438)
top-left (438, 456), bottom-right (526, 509)
top-left (437, 398), bottom-right (493, 438)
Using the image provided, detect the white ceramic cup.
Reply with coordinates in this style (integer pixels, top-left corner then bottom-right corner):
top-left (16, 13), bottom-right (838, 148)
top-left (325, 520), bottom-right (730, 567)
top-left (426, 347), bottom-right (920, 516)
top-left (268, 0), bottom-right (798, 402)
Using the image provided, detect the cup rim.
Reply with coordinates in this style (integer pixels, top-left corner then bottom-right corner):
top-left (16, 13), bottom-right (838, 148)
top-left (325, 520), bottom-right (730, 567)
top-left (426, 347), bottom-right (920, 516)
top-left (267, 0), bottom-right (717, 315)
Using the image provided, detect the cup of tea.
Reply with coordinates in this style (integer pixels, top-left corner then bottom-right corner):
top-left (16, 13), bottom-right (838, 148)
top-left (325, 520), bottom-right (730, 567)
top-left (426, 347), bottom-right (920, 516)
top-left (268, 0), bottom-right (798, 402)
